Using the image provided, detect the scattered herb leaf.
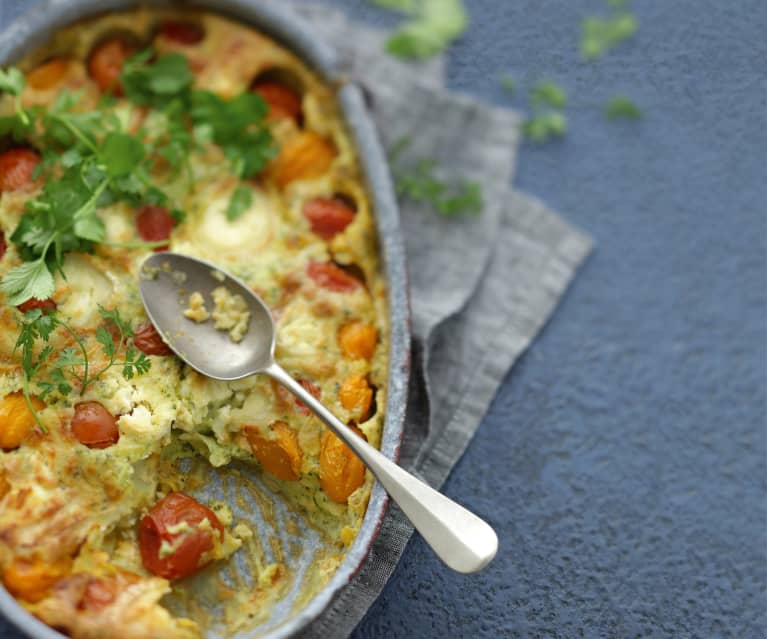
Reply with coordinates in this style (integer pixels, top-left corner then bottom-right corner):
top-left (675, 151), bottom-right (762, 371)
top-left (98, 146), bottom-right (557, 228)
top-left (530, 81), bottom-right (567, 109)
top-left (226, 185), bottom-right (254, 221)
top-left (523, 112), bottom-right (568, 143)
top-left (383, 0), bottom-right (469, 60)
top-left (580, 5), bottom-right (638, 61)
top-left (389, 137), bottom-right (482, 216)
top-left (605, 95), bottom-right (642, 120)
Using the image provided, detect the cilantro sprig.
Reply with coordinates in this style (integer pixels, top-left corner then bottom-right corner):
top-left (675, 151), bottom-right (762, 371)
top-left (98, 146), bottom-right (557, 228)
top-left (389, 137), bottom-right (482, 216)
top-left (14, 306), bottom-right (150, 432)
top-left (0, 52), bottom-right (276, 305)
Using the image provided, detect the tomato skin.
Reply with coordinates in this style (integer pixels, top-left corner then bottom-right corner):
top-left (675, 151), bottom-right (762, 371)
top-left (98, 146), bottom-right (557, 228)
top-left (251, 82), bottom-right (301, 122)
top-left (17, 297), bottom-right (57, 314)
top-left (80, 578), bottom-right (118, 610)
top-left (159, 20), bottom-right (205, 45)
top-left (88, 38), bottom-right (136, 94)
top-left (303, 197), bottom-right (355, 240)
top-left (71, 402), bottom-right (119, 449)
top-left (295, 379), bottom-right (320, 415)
top-left (133, 322), bottom-right (173, 356)
top-left (136, 205), bottom-right (176, 250)
top-left (139, 492), bottom-right (224, 580)
top-left (0, 149), bottom-right (40, 192)
top-left (0, 231), bottom-right (5, 260)
top-left (306, 261), bottom-right (361, 293)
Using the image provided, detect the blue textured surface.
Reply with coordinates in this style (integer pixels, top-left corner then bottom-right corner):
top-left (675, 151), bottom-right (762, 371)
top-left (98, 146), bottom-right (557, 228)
top-left (1, 1), bottom-right (766, 638)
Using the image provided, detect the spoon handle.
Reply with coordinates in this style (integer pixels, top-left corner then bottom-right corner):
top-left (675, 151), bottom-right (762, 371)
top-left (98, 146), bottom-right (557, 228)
top-left (265, 362), bottom-right (498, 573)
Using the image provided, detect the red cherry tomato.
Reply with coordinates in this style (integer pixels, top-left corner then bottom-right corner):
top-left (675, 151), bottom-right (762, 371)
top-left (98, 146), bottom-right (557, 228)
top-left (71, 401), bottom-right (119, 449)
top-left (133, 322), bottom-right (173, 356)
top-left (17, 297), bottom-right (57, 314)
top-left (139, 492), bottom-right (224, 580)
top-left (136, 205), bottom-right (176, 251)
top-left (88, 38), bottom-right (136, 94)
top-left (302, 197), bottom-right (356, 240)
top-left (251, 82), bottom-right (302, 122)
top-left (159, 20), bottom-right (205, 45)
top-left (0, 232), bottom-right (7, 260)
top-left (295, 379), bottom-right (321, 415)
top-left (0, 149), bottom-right (40, 192)
top-left (306, 261), bottom-right (361, 293)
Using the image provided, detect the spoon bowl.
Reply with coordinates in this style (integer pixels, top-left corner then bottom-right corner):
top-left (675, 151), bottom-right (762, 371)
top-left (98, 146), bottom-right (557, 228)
top-left (139, 252), bottom-right (275, 379)
top-left (139, 252), bottom-right (498, 574)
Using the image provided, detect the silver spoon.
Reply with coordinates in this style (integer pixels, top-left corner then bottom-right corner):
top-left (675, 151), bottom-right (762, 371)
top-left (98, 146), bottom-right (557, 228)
top-left (138, 252), bottom-right (498, 573)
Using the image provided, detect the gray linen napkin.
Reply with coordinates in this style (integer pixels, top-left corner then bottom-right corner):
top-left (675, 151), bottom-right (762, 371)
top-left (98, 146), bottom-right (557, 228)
top-left (285, 4), bottom-right (594, 638)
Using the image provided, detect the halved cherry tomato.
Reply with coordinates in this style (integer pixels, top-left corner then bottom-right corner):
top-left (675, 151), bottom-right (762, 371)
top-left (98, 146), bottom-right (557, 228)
top-left (17, 297), bottom-right (57, 314)
top-left (136, 205), bottom-right (176, 250)
top-left (295, 379), bottom-right (320, 415)
top-left (338, 322), bottom-right (377, 360)
top-left (303, 197), bottom-right (355, 240)
top-left (270, 131), bottom-right (335, 188)
top-left (27, 58), bottom-right (70, 90)
top-left (139, 492), bottom-right (224, 580)
top-left (0, 149), bottom-right (40, 192)
top-left (71, 401), bottom-right (119, 449)
top-left (0, 392), bottom-right (45, 450)
top-left (252, 82), bottom-right (301, 122)
top-left (133, 322), bottom-right (173, 356)
top-left (246, 421), bottom-right (302, 481)
top-left (307, 261), bottom-right (361, 293)
top-left (0, 231), bottom-right (5, 260)
top-left (88, 37), bottom-right (136, 94)
top-left (158, 20), bottom-right (205, 44)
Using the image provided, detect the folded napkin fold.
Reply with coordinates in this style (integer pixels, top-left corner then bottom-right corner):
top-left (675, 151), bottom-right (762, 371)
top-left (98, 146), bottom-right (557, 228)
top-left (287, 4), bottom-right (594, 638)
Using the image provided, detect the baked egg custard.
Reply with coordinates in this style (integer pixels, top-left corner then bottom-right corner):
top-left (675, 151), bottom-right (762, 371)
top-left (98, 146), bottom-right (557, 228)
top-left (0, 8), bottom-right (388, 638)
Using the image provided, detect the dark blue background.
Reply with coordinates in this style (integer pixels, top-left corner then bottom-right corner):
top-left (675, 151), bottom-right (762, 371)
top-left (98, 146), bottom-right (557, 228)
top-left (2, 1), bottom-right (766, 638)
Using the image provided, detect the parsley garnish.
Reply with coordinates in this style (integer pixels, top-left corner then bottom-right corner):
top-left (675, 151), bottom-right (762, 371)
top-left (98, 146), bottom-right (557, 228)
top-left (375, 0), bottom-right (469, 60)
top-left (580, 1), bottom-right (638, 61)
top-left (226, 184), bottom-right (254, 221)
top-left (14, 306), bottom-right (151, 432)
top-left (605, 95), bottom-right (642, 120)
top-left (389, 137), bottom-right (482, 216)
top-left (523, 112), bottom-right (568, 143)
top-left (530, 82), bottom-right (568, 110)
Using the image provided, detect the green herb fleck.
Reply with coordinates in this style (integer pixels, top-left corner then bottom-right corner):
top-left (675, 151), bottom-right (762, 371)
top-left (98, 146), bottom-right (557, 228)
top-left (530, 81), bottom-right (567, 110)
top-left (604, 95), bottom-right (642, 120)
top-left (523, 112), bottom-right (568, 143)
top-left (226, 185), bottom-right (254, 221)
top-left (389, 137), bottom-right (482, 216)
top-left (382, 0), bottom-right (469, 60)
top-left (580, 4), bottom-right (638, 61)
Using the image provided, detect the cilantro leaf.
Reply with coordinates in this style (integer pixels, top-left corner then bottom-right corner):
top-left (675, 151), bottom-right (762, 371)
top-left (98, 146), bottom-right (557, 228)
top-left (523, 112), bottom-right (567, 143)
top-left (605, 96), bottom-right (642, 120)
top-left (190, 90), bottom-right (275, 178)
top-left (384, 0), bottom-right (469, 60)
top-left (0, 67), bottom-right (24, 96)
top-left (100, 131), bottom-right (145, 177)
top-left (121, 51), bottom-right (193, 107)
top-left (1, 259), bottom-right (55, 306)
top-left (226, 185), bottom-right (253, 221)
top-left (580, 10), bottom-right (638, 60)
top-left (530, 82), bottom-right (567, 109)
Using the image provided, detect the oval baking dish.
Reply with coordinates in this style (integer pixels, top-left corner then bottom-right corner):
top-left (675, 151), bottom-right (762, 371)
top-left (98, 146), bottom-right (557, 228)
top-left (0, 1), bottom-right (410, 638)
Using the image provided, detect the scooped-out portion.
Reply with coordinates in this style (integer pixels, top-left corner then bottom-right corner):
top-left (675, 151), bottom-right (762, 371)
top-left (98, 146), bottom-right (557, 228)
top-left (0, 8), bottom-right (388, 638)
